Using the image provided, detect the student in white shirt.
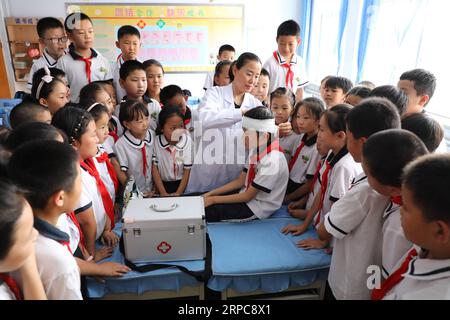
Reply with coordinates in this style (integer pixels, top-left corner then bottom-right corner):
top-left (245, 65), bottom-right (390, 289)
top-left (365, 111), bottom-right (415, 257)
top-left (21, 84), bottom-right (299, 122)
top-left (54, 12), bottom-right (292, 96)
top-left (284, 97), bottom-right (324, 204)
top-left (283, 104), bottom-right (362, 250)
top-left (52, 107), bottom-right (117, 258)
top-left (31, 66), bottom-right (69, 115)
top-left (203, 107), bottom-right (289, 222)
top-left (57, 13), bottom-right (112, 102)
top-left (112, 25), bottom-right (142, 103)
top-left (373, 154), bottom-right (450, 300)
top-left (114, 100), bottom-right (155, 195)
top-left (0, 180), bottom-right (46, 300)
top-left (8, 141), bottom-right (83, 300)
top-left (203, 44), bottom-right (235, 91)
top-left (251, 68), bottom-right (270, 107)
top-left (143, 59), bottom-right (165, 103)
top-left (186, 52), bottom-right (262, 193)
top-left (160, 85), bottom-right (194, 135)
top-left (119, 60), bottom-right (161, 131)
top-left (322, 76), bottom-right (353, 109)
top-left (314, 98), bottom-right (401, 300)
top-left (362, 130), bottom-right (429, 279)
top-left (401, 113), bottom-right (445, 153)
top-left (152, 106), bottom-right (193, 196)
top-left (263, 20), bottom-right (309, 101)
top-left (28, 17), bottom-right (68, 90)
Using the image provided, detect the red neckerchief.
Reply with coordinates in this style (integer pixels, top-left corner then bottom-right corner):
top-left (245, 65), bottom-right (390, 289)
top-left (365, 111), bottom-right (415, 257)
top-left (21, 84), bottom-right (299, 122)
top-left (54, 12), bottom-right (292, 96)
top-left (310, 160), bottom-right (324, 193)
top-left (116, 53), bottom-right (123, 64)
top-left (165, 146), bottom-right (178, 179)
top-left (246, 140), bottom-right (284, 190)
top-left (289, 141), bottom-right (305, 171)
top-left (66, 211), bottom-right (85, 251)
top-left (80, 159), bottom-right (115, 229)
top-left (96, 151), bottom-right (119, 193)
top-left (391, 196), bottom-right (403, 206)
top-left (79, 56), bottom-right (93, 83)
top-left (372, 248), bottom-right (418, 300)
top-left (273, 51), bottom-right (294, 90)
top-left (0, 273), bottom-right (23, 300)
top-left (109, 130), bottom-right (119, 143)
top-left (141, 145), bottom-right (148, 177)
top-left (314, 160), bottom-right (332, 226)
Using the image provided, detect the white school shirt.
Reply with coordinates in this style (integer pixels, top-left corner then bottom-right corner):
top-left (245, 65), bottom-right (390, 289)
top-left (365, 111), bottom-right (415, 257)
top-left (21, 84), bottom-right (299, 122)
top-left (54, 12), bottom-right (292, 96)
top-left (242, 147), bottom-right (289, 219)
top-left (114, 130), bottom-right (155, 193)
top-left (33, 217), bottom-right (82, 300)
top-left (289, 134), bottom-right (321, 184)
top-left (27, 48), bottom-right (59, 90)
top-left (381, 201), bottom-right (413, 279)
top-left (115, 96), bottom-right (161, 132)
top-left (111, 55), bottom-right (126, 103)
top-left (152, 134), bottom-right (193, 182)
top-left (324, 174), bottom-right (390, 300)
top-left (76, 166), bottom-right (107, 240)
top-left (263, 51), bottom-right (309, 94)
top-left (305, 155), bottom-right (327, 210)
top-left (56, 213), bottom-right (81, 255)
top-left (279, 131), bottom-right (301, 163)
top-left (57, 44), bottom-right (112, 102)
top-left (384, 247), bottom-right (450, 300)
top-left (185, 83), bottom-right (260, 193)
top-left (93, 145), bottom-right (116, 202)
top-left (103, 135), bottom-right (116, 157)
top-left (203, 70), bottom-right (215, 90)
top-left (0, 281), bottom-right (15, 300)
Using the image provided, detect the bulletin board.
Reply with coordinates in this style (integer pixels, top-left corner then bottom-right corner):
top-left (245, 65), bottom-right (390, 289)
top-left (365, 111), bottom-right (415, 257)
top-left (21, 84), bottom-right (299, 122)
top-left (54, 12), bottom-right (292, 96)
top-left (66, 3), bottom-right (244, 73)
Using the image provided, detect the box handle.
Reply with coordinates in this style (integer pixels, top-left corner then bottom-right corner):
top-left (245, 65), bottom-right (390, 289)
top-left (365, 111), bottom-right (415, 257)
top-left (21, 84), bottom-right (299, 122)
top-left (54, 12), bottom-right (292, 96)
top-left (149, 203), bottom-right (178, 212)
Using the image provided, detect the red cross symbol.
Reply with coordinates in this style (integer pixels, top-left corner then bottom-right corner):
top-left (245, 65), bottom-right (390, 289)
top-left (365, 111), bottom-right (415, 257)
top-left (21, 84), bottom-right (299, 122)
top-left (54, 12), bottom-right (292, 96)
top-left (157, 241), bottom-right (172, 254)
top-left (137, 20), bottom-right (146, 29)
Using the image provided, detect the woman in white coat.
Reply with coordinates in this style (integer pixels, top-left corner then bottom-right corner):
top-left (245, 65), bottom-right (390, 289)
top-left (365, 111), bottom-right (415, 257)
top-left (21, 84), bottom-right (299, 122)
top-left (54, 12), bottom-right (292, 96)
top-left (186, 53), bottom-right (263, 193)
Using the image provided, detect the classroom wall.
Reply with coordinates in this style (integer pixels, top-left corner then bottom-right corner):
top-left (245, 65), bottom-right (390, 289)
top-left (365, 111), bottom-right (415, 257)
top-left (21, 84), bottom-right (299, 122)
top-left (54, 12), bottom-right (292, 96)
top-left (1, 0), bottom-right (301, 98)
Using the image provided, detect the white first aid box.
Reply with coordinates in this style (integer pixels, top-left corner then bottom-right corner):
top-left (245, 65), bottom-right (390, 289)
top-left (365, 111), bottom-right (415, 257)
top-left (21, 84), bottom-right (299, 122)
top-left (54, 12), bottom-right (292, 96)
top-left (121, 196), bottom-right (206, 263)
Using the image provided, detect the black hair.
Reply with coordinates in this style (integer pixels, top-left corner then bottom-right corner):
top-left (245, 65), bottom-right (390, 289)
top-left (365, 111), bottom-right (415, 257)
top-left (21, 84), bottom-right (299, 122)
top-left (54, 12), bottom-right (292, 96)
top-left (64, 12), bottom-right (93, 33)
top-left (143, 59), bottom-right (165, 74)
top-left (260, 68), bottom-right (270, 79)
top-left (119, 60), bottom-right (146, 80)
top-left (214, 60), bottom-right (232, 79)
top-left (0, 180), bottom-right (26, 260)
top-left (401, 113), bottom-right (444, 153)
top-left (321, 104), bottom-right (352, 133)
top-left (49, 67), bottom-right (66, 80)
top-left (119, 100), bottom-right (149, 128)
top-left (321, 75), bottom-right (333, 85)
top-left (235, 52), bottom-right (261, 70)
top-left (9, 98), bottom-right (49, 130)
top-left (160, 85), bottom-right (184, 107)
top-left (37, 17), bottom-right (64, 38)
top-left (228, 61), bottom-right (237, 82)
top-left (0, 126), bottom-right (11, 147)
top-left (83, 103), bottom-right (109, 122)
top-left (31, 67), bottom-right (65, 101)
top-left (92, 79), bottom-right (114, 86)
top-left (346, 86), bottom-right (372, 99)
top-left (218, 44), bottom-right (235, 55)
top-left (346, 97), bottom-right (401, 139)
top-left (358, 81), bottom-right (376, 90)
top-left (156, 105), bottom-right (184, 135)
top-left (400, 69), bottom-right (437, 104)
top-left (293, 97), bottom-right (325, 121)
top-left (51, 106), bottom-right (93, 145)
top-left (117, 25), bottom-right (141, 40)
top-left (182, 89), bottom-right (192, 97)
top-left (369, 85), bottom-right (409, 116)
top-left (8, 140), bottom-right (79, 210)
top-left (277, 19), bottom-right (301, 38)
top-left (5, 122), bottom-right (62, 152)
top-left (363, 129), bottom-right (428, 187)
top-left (402, 154), bottom-right (450, 223)
top-left (244, 106), bottom-right (275, 148)
top-left (270, 87), bottom-right (295, 107)
top-left (325, 76), bottom-right (353, 94)
top-left (79, 82), bottom-right (107, 109)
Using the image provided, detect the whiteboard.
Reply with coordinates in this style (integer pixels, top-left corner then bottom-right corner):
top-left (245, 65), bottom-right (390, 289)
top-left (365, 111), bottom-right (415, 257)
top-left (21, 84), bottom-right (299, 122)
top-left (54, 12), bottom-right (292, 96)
top-left (66, 3), bottom-right (244, 73)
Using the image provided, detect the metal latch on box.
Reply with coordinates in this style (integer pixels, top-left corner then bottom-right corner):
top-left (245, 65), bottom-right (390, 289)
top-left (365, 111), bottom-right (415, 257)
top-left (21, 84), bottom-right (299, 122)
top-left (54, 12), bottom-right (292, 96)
top-left (133, 228), bottom-right (141, 237)
top-left (187, 225), bottom-right (196, 235)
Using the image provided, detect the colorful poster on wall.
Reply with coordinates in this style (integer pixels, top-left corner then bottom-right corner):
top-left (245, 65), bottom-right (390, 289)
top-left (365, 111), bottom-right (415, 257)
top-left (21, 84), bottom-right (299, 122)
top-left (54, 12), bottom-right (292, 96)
top-left (66, 4), bottom-right (244, 73)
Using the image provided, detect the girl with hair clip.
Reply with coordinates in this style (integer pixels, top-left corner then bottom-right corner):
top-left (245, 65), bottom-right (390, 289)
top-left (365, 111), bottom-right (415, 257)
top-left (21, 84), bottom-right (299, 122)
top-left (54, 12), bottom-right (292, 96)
top-left (282, 104), bottom-right (362, 250)
top-left (52, 107), bottom-right (119, 258)
top-left (152, 106), bottom-right (193, 196)
top-left (203, 107), bottom-right (289, 222)
top-left (31, 66), bottom-right (69, 115)
top-left (0, 180), bottom-right (46, 300)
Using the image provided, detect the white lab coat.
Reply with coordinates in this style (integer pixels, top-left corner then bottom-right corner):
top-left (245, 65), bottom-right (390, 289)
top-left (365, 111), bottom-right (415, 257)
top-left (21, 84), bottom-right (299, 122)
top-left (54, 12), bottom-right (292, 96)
top-left (185, 84), bottom-right (261, 193)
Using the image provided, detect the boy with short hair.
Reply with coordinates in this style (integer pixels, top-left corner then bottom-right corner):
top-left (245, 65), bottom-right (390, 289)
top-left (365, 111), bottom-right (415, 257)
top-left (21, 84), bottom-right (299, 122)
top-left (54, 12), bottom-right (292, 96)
top-left (323, 76), bottom-right (353, 109)
top-left (112, 25), bottom-right (141, 103)
top-left (362, 129), bottom-right (428, 281)
top-left (160, 84), bottom-right (193, 129)
top-left (9, 98), bottom-right (52, 129)
top-left (373, 154), bottom-right (450, 300)
top-left (203, 44), bottom-right (235, 91)
top-left (398, 68), bottom-right (436, 115)
top-left (8, 141), bottom-right (83, 300)
top-left (119, 60), bottom-right (161, 131)
top-left (316, 97), bottom-right (401, 300)
top-left (28, 17), bottom-right (68, 90)
top-left (57, 12), bottom-right (112, 102)
top-left (263, 20), bottom-right (309, 101)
